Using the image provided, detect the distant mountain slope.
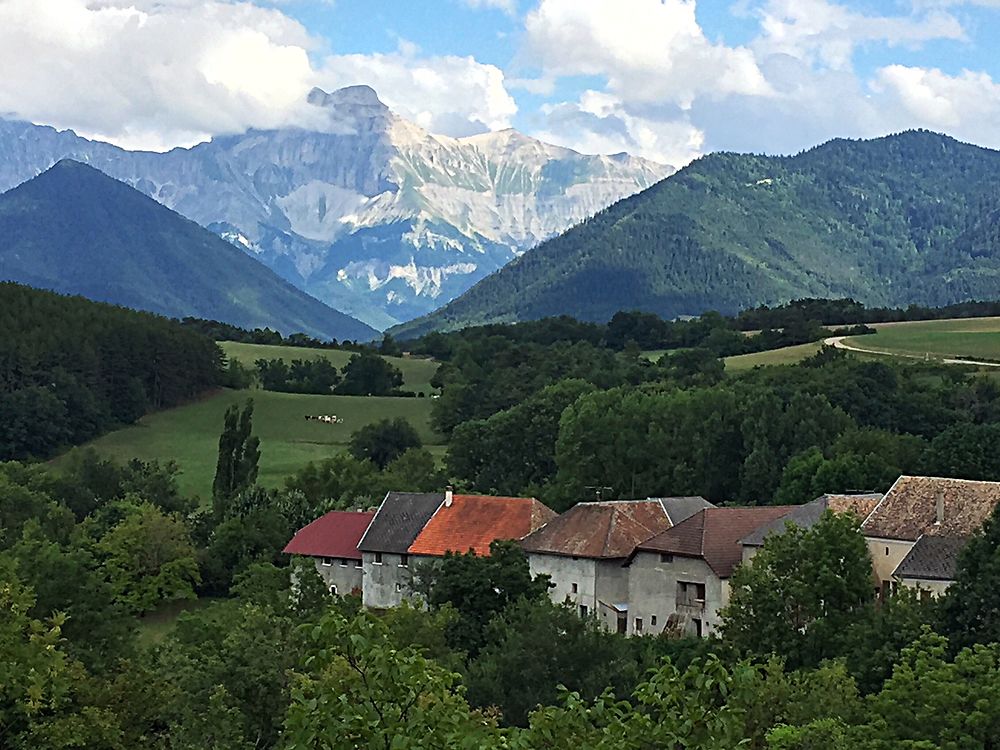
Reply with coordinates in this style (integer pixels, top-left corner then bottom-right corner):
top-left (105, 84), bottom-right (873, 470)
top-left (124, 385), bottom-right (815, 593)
top-left (0, 87), bottom-right (671, 329)
top-left (391, 131), bottom-right (1000, 338)
top-left (0, 161), bottom-right (377, 341)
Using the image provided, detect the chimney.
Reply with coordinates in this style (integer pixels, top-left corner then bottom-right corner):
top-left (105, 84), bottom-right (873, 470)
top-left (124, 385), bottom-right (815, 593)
top-left (445, 486), bottom-right (453, 508)
top-left (935, 492), bottom-right (945, 525)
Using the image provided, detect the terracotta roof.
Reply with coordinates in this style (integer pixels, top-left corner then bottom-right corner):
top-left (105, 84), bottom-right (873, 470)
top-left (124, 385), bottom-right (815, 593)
top-left (861, 476), bottom-right (1000, 542)
top-left (408, 495), bottom-right (555, 556)
top-left (283, 510), bottom-right (375, 559)
top-left (520, 500), bottom-right (675, 559)
top-left (894, 536), bottom-right (969, 582)
top-left (636, 506), bottom-right (797, 577)
top-left (741, 493), bottom-right (882, 547)
top-left (357, 492), bottom-right (444, 554)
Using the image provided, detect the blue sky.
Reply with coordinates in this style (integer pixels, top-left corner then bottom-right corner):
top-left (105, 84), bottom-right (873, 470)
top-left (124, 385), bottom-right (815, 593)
top-left (2, 0), bottom-right (1000, 165)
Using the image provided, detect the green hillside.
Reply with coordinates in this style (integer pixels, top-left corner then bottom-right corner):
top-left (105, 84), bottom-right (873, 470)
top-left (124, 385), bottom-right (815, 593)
top-left (394, 131), bottom-right (1000, 337)
top-left (0, 160), bottom-right (376, 341)
top-left (59, 388), bottom-right (442, 499)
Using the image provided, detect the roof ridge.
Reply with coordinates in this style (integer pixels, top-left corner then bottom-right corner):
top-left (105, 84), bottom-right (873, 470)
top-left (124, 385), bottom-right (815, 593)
top-left (601, 507), bottom-right (617, 556)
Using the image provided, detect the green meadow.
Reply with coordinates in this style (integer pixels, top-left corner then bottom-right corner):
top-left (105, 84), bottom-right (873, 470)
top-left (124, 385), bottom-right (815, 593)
top-left (218, 341), bottom-right (441, 393)
top-left (723, 342), bottom-right (825, 370)
top-left (60, 388), bottom-right (443, 500)
top-left (843, 317), bottom-right (1000, 361)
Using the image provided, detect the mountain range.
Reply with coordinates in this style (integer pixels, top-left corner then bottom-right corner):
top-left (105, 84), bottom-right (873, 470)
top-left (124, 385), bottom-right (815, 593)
top-left (392, 131), bottom-right (1000, 338)
top-left (0, 86), bottom-right (670, 330)
top-left (0, 160), bottom-right (377, 341)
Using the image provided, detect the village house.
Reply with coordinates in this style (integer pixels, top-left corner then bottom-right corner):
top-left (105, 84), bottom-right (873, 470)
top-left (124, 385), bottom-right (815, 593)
top-left (861, 475), bottom-right (1000, 598)
top-left (357, 489), bottom-right (554, 609)
top-left (282, 510), bottom-right (375, 596)
top-left (520, 497), bottom-right (713, 633)
top-left (626, 506), bottom-right (796, 637)
top-left (740, 493), bottom-right (883, 564)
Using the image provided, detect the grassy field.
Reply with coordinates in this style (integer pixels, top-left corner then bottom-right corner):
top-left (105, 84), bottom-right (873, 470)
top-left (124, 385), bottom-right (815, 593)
top-left (59, 388), bottom-right (442, 499)
top-left (723, 342), bottom-right (825, 370)
top-left (137, 597), bottom-right (219, 646)
top-left (843, 317), bottom-right (1000, 361)
top-left (219, 341), bottom-right (440, 393)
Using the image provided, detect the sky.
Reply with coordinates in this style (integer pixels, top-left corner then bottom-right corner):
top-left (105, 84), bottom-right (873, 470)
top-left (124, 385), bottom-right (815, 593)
top-left (3, 0), bottom-right (1000, 167)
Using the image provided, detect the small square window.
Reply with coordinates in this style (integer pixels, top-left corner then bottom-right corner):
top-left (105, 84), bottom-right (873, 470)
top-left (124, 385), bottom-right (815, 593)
top-left (651, 615), bottom-right (658, 627)
top-left (339, 558), bottom-right (348, 567)
top-left (395, 582), bottom-right (402, 592)
top-left (321, 557), bottom-right (332, 567)
top-left (660, 553), bottom-right (673, 564)
top-left (355, 561), bottom-right (363, 569)
top-left (329, 584), bottom-right (338, 595)
top-left (571, 582), bottom-right (578, 594)
top-left (399, 554), bottom-right (409, 567)
top-left (374, 552), bottom-right (383, 564)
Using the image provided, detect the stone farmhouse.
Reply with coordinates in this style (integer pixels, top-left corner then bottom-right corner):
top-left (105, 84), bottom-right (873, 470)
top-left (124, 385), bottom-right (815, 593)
top-left (520, 498), bottom-right (713, 633)
top-left (861, 475), bottom-right (1000, 598)
top-left (356, 489), bottom-right (554, 609)
top-left (283, 475), bottom-right (1000, 638)
top-left (282, 510), bottom-right (375, 596)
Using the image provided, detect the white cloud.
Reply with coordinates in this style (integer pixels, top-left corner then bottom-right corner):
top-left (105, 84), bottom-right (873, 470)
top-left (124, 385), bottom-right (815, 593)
top-left (754, 0), bottom-right (965, 70)
top-left (0, 0), bottom-right (517, 150)
top-left (520, 0), bottom-right (772, 106)
top-left (462, 0), bottom-right (516, 13)
top-left (317, 46), bottom-right (517, 135)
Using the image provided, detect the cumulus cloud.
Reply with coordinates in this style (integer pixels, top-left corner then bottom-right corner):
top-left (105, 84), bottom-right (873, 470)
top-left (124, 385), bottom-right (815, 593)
top-left (461, 0), bottom-right (517, 13)
top-left (0, 0), bottom-right (517, 150)
top-left (316, 46), bottom-right (517, 136)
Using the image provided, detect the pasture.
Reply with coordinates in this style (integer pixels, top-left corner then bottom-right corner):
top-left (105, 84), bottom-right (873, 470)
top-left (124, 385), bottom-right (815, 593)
top-left (61, 388), bottom-right (442, 499)
top-left (218, 341), bottom-right (440, 393)
top-left (723, 342), bottom-right (825, 370)
top-left (842, 317), bottom-right (1000, 362)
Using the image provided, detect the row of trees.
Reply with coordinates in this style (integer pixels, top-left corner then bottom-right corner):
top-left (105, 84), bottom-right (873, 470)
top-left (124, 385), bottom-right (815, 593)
top-left (253, 352), bottom-right (406, 396)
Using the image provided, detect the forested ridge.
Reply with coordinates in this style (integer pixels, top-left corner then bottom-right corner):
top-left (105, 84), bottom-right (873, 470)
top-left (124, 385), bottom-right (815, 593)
top-left (0, 283), bottom-right (220, 460)
top-left (394, 130), bottom-right (1000, 337)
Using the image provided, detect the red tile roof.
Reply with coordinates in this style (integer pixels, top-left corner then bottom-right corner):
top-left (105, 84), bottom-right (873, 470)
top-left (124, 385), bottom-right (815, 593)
top-left (408, 495), bottom-right (556, 557)
top-left (520, 500), bottom-right (674, 559)
top-left (283, 510), bottom-right (375, 559)
top-left (636, 506), bottom-right (797, 577)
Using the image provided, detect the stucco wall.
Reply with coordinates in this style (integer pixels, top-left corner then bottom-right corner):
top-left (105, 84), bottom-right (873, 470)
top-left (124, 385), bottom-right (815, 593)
top-left (361, 551), bottom-right (414, 609)
top-left (528, 553), bottom-right (598, 617)
top-left (897, 577), bottom-right (951, 598)
top-left (627, 552), bottom-right (727, 637)
top-left (866, 537), bottom-right (915, 596)
top-left (313, 557), bottom-right (364, 596)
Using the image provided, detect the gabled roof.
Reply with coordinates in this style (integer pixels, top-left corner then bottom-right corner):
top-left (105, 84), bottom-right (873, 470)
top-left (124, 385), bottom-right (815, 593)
top-left (408, 495), bottom-right (555, 556)
top-left (861, 476), bottom-right (1000, 542)
top-left (357, 492), bottom-right (444, 554)
top-left (894, 536), bottom-right (969, 582)
top-left (636, 506), bottom-right (797, 577)
top-left (650, 496), bottom-right (717, 527)
top-left (741, 493), bottom-right (882, 548)
top-left (283, 510), bottom-right (375, 559)
top-left (520, 499), bottom-right (677, 559)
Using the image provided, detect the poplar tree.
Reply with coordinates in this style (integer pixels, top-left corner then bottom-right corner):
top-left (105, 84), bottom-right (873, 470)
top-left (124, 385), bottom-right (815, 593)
top-left (212, 399), bottom-right (260, 520)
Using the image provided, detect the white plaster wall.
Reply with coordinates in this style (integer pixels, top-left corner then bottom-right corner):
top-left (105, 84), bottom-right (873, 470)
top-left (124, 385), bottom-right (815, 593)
top-left (866, 537), bottom-right (915, 595)
top-left (528, 553), bottom-right (598, 617)
top-left (361, 551), bottom-right (414, 609)
top-left (897, 577), bottom-right (951, 599)
top-left (627, 552), bottom-right (727, 637)
top-left (313, 556), bottom-right (364, 596)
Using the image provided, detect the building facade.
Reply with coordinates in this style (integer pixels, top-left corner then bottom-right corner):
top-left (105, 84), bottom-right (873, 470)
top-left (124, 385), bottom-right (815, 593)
top-left (282, 510), bottom-right (375, 596)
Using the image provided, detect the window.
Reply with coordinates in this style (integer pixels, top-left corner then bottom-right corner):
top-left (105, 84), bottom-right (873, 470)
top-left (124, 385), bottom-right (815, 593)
top-left (651, 615), bottom-right (658, 627)
top-left (634, 617), bottom-right (643, 634)
top-left (571, 582), bottom-right (578, 594)
top-left (399, 554), bottom-right (409, 567)
top-left (329, 584), bottom-right (338, 595)
top-left (374, 552), bottom-right (383, 565)
top-left (660, 553), bottom-right (673, 564)
top-left (321, 557), bottom-right (333, 567)
top-left (693, 618), bottom-right (703, 638)
top-left (339, 558), bottom-right (348, 567)
top-left (677, 581), bottom-right (706, 607)
top-left (579, 605), bottom-right (588, 618)
top-left (355, 560), bottom-right (363, 569)
top-left (885, 547), bottom-right (890, 556)
top-left (395, 582), bottom-right (402, 592)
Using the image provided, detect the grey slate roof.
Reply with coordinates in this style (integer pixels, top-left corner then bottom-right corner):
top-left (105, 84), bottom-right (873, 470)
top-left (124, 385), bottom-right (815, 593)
top-left (894, 536), bottom-right (969, 582)
top-left (357, 492), bottom-right (444, 554)
top-left (741, 493), bottom-right (882, 547)
top-left (650, 496), bottom-right (716, 526)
